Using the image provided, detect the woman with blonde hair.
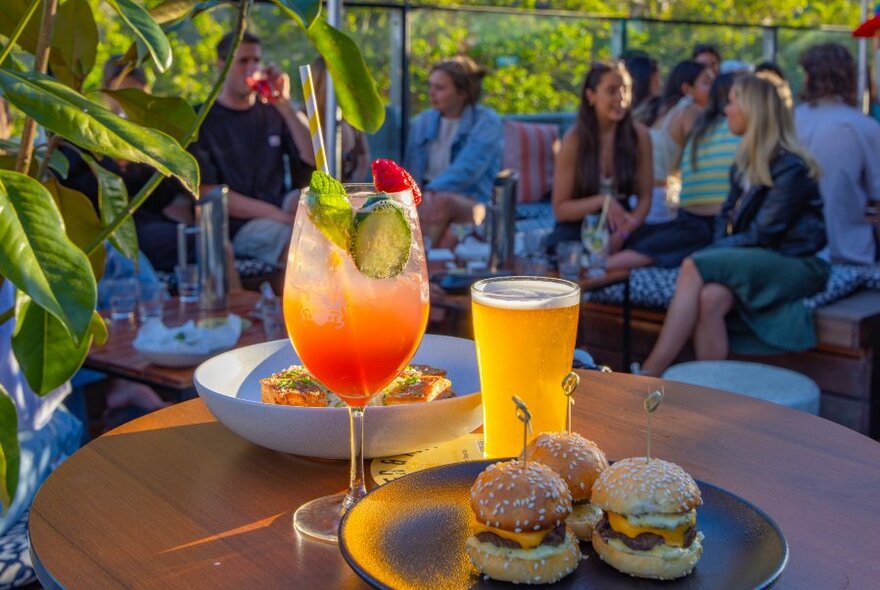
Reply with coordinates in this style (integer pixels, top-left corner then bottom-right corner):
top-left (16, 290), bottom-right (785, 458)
top-left (636, 74), bottom-right (829, 375)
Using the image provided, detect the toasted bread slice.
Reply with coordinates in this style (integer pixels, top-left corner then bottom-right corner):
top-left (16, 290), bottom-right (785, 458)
top-left (408, 364), bottom-right (448, 378)
top-left (383, 374), bottom-right (453, 405)
top-left (260, 366), bottom-right (331, 407)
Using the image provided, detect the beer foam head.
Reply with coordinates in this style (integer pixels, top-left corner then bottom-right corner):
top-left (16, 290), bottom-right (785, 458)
top-left (472, 278), bottom-right (580, 310)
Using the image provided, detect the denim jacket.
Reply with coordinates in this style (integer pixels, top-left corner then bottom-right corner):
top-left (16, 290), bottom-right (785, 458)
top-left (404, 105), bottom-right (503, 202)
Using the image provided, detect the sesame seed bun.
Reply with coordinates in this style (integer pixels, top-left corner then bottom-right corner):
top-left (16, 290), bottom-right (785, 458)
top-left (591, 528), bottom-right (704, 580)
top-left (466, 530), bottom-right (582, 584)
top-left (590, 457), bottom-right (702, 515)
top-left (523, 432), bottom-right (609, 502)
top-left (470, 460), bottom-right (573, 531)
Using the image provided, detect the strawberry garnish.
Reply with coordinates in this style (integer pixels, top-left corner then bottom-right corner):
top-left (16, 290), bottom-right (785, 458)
top-left (371, 159), bottom-right (422, 205)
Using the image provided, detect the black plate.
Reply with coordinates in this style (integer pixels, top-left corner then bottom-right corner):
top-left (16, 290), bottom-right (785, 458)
top-left (339, 460), bottom-right (788, 590)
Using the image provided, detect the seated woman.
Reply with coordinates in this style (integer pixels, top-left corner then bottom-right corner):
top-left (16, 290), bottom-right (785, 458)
top-left (549, 60), bottom-right (653, 261)
top-left (636, 74), bottom-right (829, 376)
top-left (616, 73), bottom-right (740, 268)
top-left (643, 61), bottom-right (713, 226)
top-left (404, 56), bottom-right (502, 245)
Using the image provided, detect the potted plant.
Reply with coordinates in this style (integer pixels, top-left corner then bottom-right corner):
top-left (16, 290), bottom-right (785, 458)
top-left (0, 0), bottom-right (385, 512)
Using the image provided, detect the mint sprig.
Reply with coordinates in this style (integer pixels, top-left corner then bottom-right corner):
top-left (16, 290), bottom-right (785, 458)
top-left (306, 172), bottom-right (353, 250)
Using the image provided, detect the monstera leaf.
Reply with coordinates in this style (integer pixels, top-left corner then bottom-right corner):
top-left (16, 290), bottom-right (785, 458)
top-left (0, 69), bottom-right (199, 195)
top-left (0, 170), bottom-right (96, 344)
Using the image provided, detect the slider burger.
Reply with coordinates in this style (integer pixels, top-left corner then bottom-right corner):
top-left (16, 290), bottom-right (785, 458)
top-left (523, 432), bottom-right (609, 540)
top-left (467, 460), bottom-right (581, 584)
top-left (590, 457), bottom-right (703, 580)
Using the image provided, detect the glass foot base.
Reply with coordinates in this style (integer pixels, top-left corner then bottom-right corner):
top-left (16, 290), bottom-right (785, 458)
top-left (293, 492), bottom-right (347, 543)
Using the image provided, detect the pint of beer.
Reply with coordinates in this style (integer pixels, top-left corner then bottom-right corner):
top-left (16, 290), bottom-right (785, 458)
top-left (471, 277), bottom-right (581, 458)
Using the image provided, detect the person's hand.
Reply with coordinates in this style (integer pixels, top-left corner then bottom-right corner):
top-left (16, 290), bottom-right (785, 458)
top-left (604, 198), bottom-right (628, 232)
top-left (264, 64), bottom-right (290, 104)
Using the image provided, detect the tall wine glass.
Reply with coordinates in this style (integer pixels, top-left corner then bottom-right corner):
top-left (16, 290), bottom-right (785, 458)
top-left (283, 184), bottom-right (430, 542)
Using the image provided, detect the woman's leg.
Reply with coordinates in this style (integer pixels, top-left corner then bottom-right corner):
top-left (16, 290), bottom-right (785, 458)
top-left (606, 249), bottom-right (653, 271)
top-left (694, 283), bottom-right (734, 360)
top-left (419, 191), bottom-right (485, 246)
top-left (640, 257), bottom-right (704, 375)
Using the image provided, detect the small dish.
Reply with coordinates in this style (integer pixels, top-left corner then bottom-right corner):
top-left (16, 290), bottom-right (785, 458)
top-left (193, 334), bottom-right (483, 458)
top-left (340, 460), bottom-right (789, 590)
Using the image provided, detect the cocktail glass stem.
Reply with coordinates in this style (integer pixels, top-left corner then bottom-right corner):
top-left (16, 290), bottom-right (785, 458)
top-left (344, 405), bottom-right (366, 510)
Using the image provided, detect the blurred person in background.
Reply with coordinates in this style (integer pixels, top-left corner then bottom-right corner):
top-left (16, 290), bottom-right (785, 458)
top-left (631, 61), bottom-right (712, 231)
top-left (617, 73), bottom-right (740, 269)
top-left (755, 61), bottom-right (786, 80)
top-left (297, 56), bottom-right (370, 183)
top-left (637, 75), bottom-right (828, 376)
top-left (189, 31), bottom-right (314, 266)
top-left (404, 56), bottom-right (502, 246)
top-left (626, 55), bottom-right (661, 115)
top-left (549, 60), bottom-right (653, 259)
top-left (692, 43), bottom-right (722, 76)
top-left (795, 43), bottom-right (880, 265)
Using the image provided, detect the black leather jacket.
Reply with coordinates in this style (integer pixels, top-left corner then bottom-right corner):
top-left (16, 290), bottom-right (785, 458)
top-left (711, 151), bottom-right (827, 257)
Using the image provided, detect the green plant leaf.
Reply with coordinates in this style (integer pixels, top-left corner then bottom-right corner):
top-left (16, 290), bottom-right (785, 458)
top-left (271, 0), bottom-right (322, 28)
top-left (149, 0), bottom-right (202, 25)
top-left (43, 178), bottom-right (106, 280)
top-left (103, 0), bottom-right (173, 72)
top-left (0, 139), bottom-right (69, 178)
top-left (0, 69), bottom-right (200, 195)
top-left (101, 88), bottom-right (196, 143)
top-left (49, 0), bottom-right (98, 90)
top-left (12, 296), bottom-right (106, 395)
top-left (306, 18), bottom-right (385, 134)
top-left (78, 153), bottom-right (139, 261)
top-left (0, 385), bottom-right (18, 514)
top-left (0, 170), bottom-right (96, 344)
top-left (0, 0), bottom-right (40, 55)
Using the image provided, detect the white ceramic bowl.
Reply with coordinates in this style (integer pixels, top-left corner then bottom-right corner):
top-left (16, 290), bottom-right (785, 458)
top-left (193, 335), bottom-right (483, 459)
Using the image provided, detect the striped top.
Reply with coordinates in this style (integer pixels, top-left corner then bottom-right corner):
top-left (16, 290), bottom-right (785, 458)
top-left (679, 120), bottom-right (740, 208)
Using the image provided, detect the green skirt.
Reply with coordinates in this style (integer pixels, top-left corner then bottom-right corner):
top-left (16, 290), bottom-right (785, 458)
top-left (691, 247), bottom-right (830, 355)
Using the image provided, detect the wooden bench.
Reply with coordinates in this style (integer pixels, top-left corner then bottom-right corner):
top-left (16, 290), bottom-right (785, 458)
top-left (580, 289), bottom-right (880, 438)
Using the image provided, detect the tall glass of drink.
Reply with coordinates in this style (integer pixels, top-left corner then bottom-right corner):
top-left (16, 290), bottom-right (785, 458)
top-left (284, 180), bottom-right (429, 542)
top-left (471, 277), bottom-right (580, 458)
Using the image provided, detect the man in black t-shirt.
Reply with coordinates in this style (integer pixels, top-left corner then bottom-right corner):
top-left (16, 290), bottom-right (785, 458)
top-left (189, 31), bottom-right (314, 265)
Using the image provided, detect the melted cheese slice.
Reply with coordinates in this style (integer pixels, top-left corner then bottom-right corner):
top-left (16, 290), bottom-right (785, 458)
top-left (607, 512), bottom-right (690, 547)
top-left (473, 523), bottom-right (551, 549)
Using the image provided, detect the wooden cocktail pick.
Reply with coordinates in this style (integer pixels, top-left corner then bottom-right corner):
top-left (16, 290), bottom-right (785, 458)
top-left (512, 395), bottom-right (532, 466)
top-left (644, 385), bottom-right (664, 462)
top-left (561, 371), bottom-right (580, 434)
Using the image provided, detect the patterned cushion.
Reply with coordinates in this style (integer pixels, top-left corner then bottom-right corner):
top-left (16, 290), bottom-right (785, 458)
top-left (503, 121), bottom-right (557, 203)
top-left (585, 263), bottom-right (880, 311)
top-left (0, 511), bottom-right (36, 589)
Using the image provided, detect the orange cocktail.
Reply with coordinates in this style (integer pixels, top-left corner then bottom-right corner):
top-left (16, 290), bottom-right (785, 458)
top-left (284, 253), bottom-right (428, 406)
top-left (283, 178), bottom-right (429, 543)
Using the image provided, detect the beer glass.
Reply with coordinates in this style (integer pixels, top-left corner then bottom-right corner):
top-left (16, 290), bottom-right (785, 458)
top-left (471, 276), bottom-right (580, 458)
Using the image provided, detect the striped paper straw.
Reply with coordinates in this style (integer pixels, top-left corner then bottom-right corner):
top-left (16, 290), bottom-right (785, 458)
top-left (298, 64), bottom-right (329, 174)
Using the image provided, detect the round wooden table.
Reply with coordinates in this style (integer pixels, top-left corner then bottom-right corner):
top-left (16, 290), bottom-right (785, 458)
top-left (29, 372), bottom-right (880, 589)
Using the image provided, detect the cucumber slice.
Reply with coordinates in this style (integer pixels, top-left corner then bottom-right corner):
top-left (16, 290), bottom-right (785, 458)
top-left (351, 200), bottom-right (412, 279)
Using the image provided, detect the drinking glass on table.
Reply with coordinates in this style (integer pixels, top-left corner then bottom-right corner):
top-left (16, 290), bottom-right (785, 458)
top-left (556, 241), bottom-right (583, 281)
top-left (581, 214), bottom-right (610, 277)
top-left (472, 277), bottom-right (580, 458)
top-left (283, 182), bottom-right (429, 542)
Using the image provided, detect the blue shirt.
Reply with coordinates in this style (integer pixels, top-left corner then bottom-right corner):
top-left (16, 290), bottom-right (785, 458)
top-left (404, 105), bottom-right (503, 202)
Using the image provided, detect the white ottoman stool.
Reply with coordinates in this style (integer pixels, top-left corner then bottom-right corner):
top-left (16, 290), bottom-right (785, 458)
top-left (662, 361), bottom-right (820, 414)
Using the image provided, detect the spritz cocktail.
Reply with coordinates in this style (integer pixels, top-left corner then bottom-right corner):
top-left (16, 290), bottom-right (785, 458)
top-left (284, 177), bottom-right (429, 541)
